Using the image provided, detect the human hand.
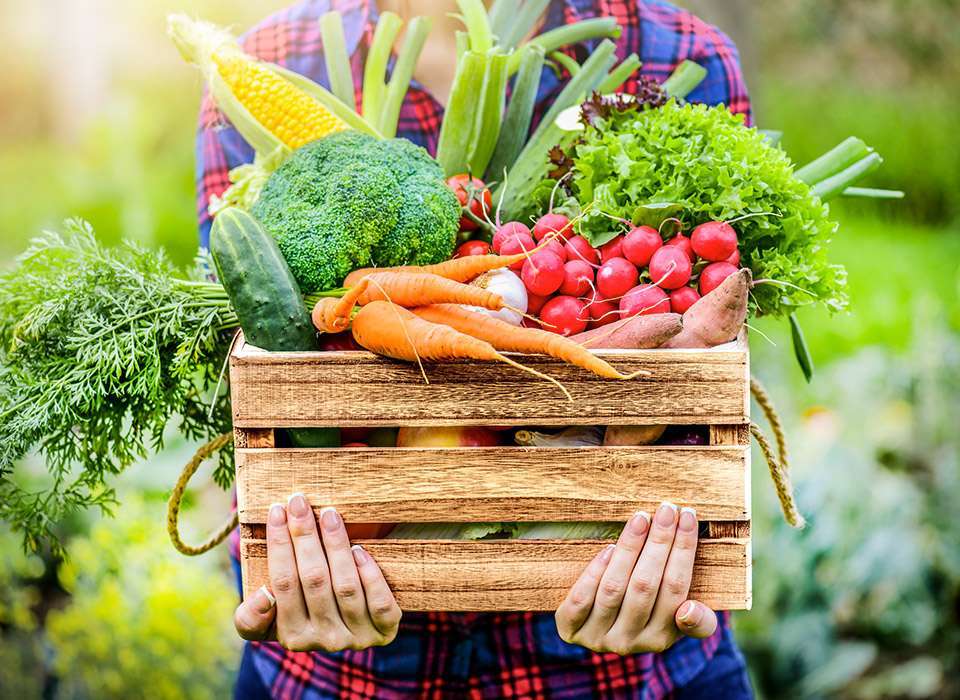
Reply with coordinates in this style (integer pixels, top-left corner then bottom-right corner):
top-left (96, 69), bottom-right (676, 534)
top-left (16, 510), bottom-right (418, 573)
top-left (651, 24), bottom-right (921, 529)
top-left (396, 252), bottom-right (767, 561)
top-left (555, 502), bottom-right (718, 655)
top-left (233, 494), bottom-right (402, 651)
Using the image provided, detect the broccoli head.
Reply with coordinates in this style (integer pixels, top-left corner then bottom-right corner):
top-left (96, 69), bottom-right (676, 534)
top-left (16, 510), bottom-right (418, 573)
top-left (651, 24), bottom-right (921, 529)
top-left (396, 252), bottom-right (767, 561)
top-left (251, 131), bottom-right (460, 293)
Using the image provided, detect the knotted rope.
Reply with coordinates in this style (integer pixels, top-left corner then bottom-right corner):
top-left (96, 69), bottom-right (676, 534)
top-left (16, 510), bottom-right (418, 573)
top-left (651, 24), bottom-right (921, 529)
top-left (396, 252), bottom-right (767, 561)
top-left (750, 377), bottom-right (806, 528)
top-left (167, 432), bottom-right (238, 555)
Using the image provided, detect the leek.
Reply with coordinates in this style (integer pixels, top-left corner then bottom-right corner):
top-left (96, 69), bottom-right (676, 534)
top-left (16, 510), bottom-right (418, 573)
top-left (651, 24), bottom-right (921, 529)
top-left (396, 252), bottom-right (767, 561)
top-left (598, 53), bottom-right (641, 93)
top-left (436, 51), bottom-right (489, 176)
top-left (468, 51), bottom-right (510, 177)
top-left (486, 44), bottom-right (545, 181)
top-left (379, 16), bottom-right (432, 138)
top-left (362, 11), bottom-right (403, 125)
top-left (662, 59), bottom-right (707, 99)
top-left (795, 137), bottom-right (870, 184)
top-left (319, 11), bottom-right (356, 111)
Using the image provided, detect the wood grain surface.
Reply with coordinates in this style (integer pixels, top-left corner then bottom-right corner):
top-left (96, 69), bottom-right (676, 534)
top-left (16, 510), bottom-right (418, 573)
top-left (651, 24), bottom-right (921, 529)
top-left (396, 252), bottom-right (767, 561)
top-left (236, 446), bottom-right (750, 523)
top-left (239, 538), bottom-right (752, 611)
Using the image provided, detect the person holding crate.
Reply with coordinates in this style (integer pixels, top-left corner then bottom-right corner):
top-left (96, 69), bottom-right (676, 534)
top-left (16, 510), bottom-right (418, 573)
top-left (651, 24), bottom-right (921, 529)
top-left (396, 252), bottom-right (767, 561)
top-left (197, 1), bottom-right (754, 697)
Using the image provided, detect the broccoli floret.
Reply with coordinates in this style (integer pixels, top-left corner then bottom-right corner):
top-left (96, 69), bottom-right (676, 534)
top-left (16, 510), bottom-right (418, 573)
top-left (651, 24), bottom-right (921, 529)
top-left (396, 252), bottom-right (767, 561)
top-left (251, 132), bottom-right (460, 293)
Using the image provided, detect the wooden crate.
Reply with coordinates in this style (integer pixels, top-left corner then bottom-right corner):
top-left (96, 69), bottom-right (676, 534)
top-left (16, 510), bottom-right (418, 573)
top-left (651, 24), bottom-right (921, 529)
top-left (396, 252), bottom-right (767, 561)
top-left (231, 333), bottom-right (752, 611)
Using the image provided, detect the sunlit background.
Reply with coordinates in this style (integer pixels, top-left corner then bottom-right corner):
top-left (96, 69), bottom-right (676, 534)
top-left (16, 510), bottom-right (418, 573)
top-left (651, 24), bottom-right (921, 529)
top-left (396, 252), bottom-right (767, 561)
top-left (1, 1), bottom-right (958, 697)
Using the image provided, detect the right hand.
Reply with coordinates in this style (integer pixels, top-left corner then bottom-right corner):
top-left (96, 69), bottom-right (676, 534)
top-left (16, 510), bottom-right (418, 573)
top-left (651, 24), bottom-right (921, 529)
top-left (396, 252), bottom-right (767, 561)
top-left (233, 494), bottom-right (402, 651)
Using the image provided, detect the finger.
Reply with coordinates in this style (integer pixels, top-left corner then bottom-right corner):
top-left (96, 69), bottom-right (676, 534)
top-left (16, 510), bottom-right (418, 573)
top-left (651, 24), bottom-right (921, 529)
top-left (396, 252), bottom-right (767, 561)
top-left (234, 586), bottom-right (277, 641)
top-left (352, 545), bottom-right (402, 639)
top-left (675, 600), bottom-right (718, 639)
top-left (317, 506), bottom-right (371, 634)
top-left (555, 544), bottom-right (615, 642)
top-left (610, 502), bottom-right (679, 636)
top-left (577, 511), bottom-right (651, 637)
top-left (643, 506), bottom-right (698, 637)
top-left (285, 494), bottom-right (342, 629)
top-left (266, 502), bottom-right (309, 632)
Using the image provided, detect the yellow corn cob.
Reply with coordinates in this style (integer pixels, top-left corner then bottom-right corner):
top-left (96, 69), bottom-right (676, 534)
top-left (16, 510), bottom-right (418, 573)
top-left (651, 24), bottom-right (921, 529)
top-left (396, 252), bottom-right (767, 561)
top-left (212, 51), bottom-right (349, 149)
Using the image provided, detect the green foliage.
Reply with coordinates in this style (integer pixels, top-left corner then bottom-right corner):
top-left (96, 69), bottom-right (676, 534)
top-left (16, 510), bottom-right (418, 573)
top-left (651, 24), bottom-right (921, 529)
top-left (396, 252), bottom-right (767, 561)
top-left (0, 222), bottom-right (236, 551)
top-left (528, 101), bottom-right (848, 317)
top-left (251, 131), bottom-right (460, 293)
top-left (46, 497), bottom-right (239, 699)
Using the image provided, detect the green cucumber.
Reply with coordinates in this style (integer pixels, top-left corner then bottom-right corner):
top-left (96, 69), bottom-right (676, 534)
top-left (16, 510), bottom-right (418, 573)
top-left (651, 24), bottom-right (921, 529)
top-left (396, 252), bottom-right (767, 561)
top-left (211, 207), bottom-right (340, 448)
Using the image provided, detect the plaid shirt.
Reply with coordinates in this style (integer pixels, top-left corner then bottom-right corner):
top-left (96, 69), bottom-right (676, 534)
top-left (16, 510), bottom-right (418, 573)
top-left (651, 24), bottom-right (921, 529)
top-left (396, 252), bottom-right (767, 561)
top-left (206, 1), bottom-right (752, 697)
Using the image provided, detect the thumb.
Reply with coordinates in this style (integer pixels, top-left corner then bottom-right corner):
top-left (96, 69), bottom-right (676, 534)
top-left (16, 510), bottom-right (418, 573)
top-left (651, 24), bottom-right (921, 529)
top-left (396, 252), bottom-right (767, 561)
top-left (234, 586), bottom-right (277, 641)
top-left (675, 600), bottom-right (718, 639)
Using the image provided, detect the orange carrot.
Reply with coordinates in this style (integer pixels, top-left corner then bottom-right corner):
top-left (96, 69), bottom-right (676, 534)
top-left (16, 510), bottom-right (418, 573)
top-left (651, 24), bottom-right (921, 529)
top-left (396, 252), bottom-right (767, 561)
top-left (312, 297), bottom-right (351, 333)
top-left (412, 304), bottom-right (649, 380)
top-left (352, 301), bottom-right (571, 400)
top-left (354, 271), bottom-right (512, 311)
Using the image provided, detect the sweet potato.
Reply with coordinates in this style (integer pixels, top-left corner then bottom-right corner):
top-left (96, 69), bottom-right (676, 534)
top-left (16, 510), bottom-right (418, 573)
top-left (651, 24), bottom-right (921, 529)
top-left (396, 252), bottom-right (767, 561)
top-left (603, 425), bottom-right (666, 446)
top-left (661, 268), bottom-right (751, 349)
top-left (571, 313), bottom-right (682, 349)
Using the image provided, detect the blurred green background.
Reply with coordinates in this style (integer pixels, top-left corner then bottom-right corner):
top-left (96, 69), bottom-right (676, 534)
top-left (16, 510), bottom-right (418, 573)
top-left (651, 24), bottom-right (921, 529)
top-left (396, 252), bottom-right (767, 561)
top-left (1, 0), bottom-right (957, 697)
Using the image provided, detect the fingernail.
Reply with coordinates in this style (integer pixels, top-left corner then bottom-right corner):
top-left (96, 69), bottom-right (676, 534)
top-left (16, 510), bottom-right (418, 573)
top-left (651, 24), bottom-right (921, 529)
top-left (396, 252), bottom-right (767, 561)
top-left (599, 544), bottom-right (615, 563)
top-left (629, 510), bottom-right (650, 535)
top-left (287, 492), bottom-right (309, 518)
top-left (679, 507), bottom-right (697, 532)
top-left (678, 600), bottom-right (703, 626)
top-left (255, 585), bottom-right (276, 613)
top-left (268, 503), bottom-right (286, 526)
top-left (656, 502), bottom-right (678, 527)
top-left (320, 506), bottom-right (341, 532)
top-left (352, 544), bottom-right (369, 565)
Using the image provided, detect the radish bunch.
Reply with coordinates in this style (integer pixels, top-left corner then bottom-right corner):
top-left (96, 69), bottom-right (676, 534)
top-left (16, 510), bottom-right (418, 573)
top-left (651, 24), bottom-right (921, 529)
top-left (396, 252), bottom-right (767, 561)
top-left (485, 214), bottom-right (744, 336)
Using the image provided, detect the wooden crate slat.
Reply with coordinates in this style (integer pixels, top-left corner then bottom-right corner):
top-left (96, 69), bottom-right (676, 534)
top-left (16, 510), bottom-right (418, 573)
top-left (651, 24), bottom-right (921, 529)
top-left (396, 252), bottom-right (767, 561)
top-left (237, 446), bottom-right (749, 523)
top-left (239, 538), bottom-right (751, 611)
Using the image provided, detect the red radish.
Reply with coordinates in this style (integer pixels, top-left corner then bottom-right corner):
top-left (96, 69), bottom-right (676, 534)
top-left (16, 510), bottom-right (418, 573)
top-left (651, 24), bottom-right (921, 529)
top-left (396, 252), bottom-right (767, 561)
top-left (699, 262), bottom-right (739, 296)
top-left (599, 236), bottom-right (624, 263)
top-left (623, 226), bottom-right (662, 267)
top-left (341, 427), bottom-right (371, 442)
top-left (540, 238), bottom-right (568, 262)
top-left (500, 232), bottom-right (537, 270)
top-left (521, 251), bottom-right (565, 296)
top-left (620, 284), bottom-right (670, 316)
top-left (725, 249), bottom-right (741, 266)
top-left (320, 331), bottom-right (362, 351)
top-left (564, 235), bottom-right (600, 265)
top-left (691, 221), bottom-right (738, 262)
top-left (533, 213), bottom-right (573, 242)
top-left (559, 259), bottom-right (595, 297)
top-left (540, 295), bottom-right (588, 336)
top-left (342, 442), bottom-right (369, 448)
top-left (521, 316), bottom-right (540, 329)
top-left (584, 291), bottom-right (619, 328)
top-left (493, 222), bottom-right (531, 254)
top-left (649, 246), bottom-right (692, 289)
top-left (596, 257), bottom-right (639, 298)
top-left (669, 286), bottom-right (701, 314)
top-left (665, 233), bottom-right (695, 262)
top-left (455, 239), bottom-right (491, 258)
top-left (526, 292), bottom-right (549, 314)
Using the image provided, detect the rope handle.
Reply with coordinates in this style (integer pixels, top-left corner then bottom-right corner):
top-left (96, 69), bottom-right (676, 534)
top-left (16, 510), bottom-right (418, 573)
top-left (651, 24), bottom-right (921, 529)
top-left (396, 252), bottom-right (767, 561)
top-left (167, 432), bottom-right (238, 556)
top-left (750, 377), bottom-right (806, 528)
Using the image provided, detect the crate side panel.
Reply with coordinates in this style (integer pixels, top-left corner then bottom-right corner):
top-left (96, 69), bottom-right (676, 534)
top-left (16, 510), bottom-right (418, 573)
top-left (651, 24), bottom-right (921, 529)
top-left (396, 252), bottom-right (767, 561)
top-left (236, 446), bottom-right (749, 523)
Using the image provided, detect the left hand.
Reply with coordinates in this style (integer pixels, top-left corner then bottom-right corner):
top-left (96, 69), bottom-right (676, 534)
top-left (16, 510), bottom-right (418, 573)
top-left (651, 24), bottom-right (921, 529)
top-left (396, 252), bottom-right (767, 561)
top-left (555, 502), bottom-right (718, 655)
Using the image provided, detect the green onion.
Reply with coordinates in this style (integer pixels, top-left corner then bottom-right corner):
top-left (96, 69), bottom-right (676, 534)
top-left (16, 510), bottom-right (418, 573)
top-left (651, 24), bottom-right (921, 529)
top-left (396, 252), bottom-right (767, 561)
top-left (597, 53), bottom-right (641, 92)
top-left (362, 11), bottom-right (403, 127)
top-left (509, 18), bottom-right (620, 73)
top-left (486, 44), bottom-right (545, 181)
top-left (456, 0), bottom-right (493, 53)
top-left (487, 0), bottom-right (512, 43)
top-left (812, 153), bottom-right (884, 201)
top-left (842, 187), bottom-right (905, 199)
top-left (795, 137), bottom-right (869, 185)
top-left (499, 0), bottom-right (551, 50)
top-left (437, 50), bottom-right (489, 176)
top-left (468, 51), bottom-right (510, 177)
top-left (318, 12), bottom-right (356, 111)
top-left (379, 16), bottom-right (432, 138)
top-left (550, 51), bottom-right (582, 78)
top-left (662, 59), bottom-right (707, 98)
top-left (789, 313), bottom-right (814, 383)
top-left (456, 30), bottom-right (470, 61)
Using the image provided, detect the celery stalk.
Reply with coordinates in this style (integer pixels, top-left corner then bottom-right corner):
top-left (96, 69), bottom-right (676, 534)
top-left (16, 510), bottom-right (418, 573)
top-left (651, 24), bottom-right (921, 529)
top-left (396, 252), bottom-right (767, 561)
top-left (362, 11), bottom-right (403, 126)
top-left (795, 137), bottom-right (869, 184)
top-left (319, 12), bottom-right (356, 111)
top-left (499, 0), bottom-right (551, 50)
top-left (598, 53), bottom-right (641, 92)
top-left (468, 51), bottom-right (510, 177)
top-left (379, 16), bottom-right (432, 138)
top-left (550, 51), bottom-right (582, 78)
top-left (812, 153), bottom-right (884, 201)
top-left (509, 18), bottom-right (620, 73)
top-left (662, 59), bottom-right (707, 98)
top-left (437, 51), bottom-right (489, 176)
top-left (486, 44), bottom-right (545, 181)
top-left (456, 0), bottom-right (493, 53)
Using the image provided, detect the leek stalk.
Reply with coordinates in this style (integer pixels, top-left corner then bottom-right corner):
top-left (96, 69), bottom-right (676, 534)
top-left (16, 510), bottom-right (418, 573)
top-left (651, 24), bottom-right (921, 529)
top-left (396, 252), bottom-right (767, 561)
top-left (362, 11), bottom-right (403, 125)
top-left (486, 44), bottom-right (545, 181)
top-left (319, 12), bottom-right (356, 111)
top-left (379, 16), bottom-right (432, 138)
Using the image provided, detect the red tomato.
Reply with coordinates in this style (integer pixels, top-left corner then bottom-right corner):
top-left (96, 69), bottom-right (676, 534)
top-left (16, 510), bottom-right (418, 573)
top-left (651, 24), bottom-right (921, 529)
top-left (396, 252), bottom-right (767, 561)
top-left (447, 174), bottom-right (492, 231)
top-left (455, 239), bottom-right (492, 258)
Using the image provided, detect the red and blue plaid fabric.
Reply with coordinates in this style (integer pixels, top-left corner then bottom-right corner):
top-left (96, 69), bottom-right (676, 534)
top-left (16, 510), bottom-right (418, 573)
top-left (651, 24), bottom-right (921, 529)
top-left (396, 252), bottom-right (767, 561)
top-left (210, 1), bottom-right (752, 696)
